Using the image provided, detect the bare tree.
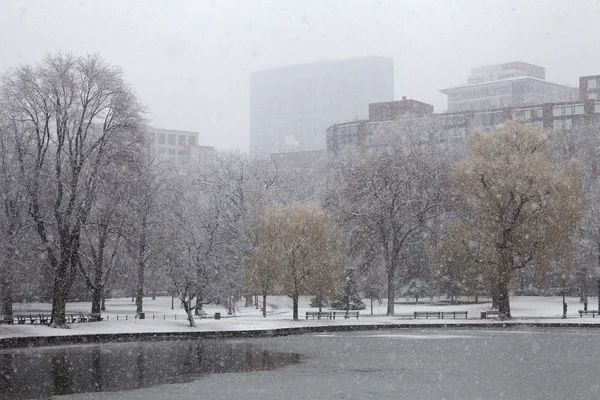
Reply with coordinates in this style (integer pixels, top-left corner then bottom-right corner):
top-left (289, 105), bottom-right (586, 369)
top-left (330, 144), bottom-right (446, 316)
top-left (1, 53), bottom-right (144, 326)
top-left (0, 113), bottom-right (30, 317)
top-left (453, 121), bottom-right (583, 319)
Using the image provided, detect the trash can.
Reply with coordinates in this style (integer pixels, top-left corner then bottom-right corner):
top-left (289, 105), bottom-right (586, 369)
top-left (214, 312), bottom-right (221, 320)
top-left (138, 312), bottom-right (145, 320)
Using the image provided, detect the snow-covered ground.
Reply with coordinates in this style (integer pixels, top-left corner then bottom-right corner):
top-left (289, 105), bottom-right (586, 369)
top-left (1, 295), bottom-right (598, 340)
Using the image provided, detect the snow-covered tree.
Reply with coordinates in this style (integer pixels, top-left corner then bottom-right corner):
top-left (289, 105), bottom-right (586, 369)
top-left (329, 142), bottom-right (446, 316)
top-left (453, 121), bottom-right (583, 319)
top-left (253, 203), bottom-right (344, 320)
top-left (1, 53), bottom-right (145, 327)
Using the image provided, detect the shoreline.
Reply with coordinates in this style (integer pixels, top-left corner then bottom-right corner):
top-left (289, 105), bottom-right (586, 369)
top-left (3, 319), bottom-right (600, 349)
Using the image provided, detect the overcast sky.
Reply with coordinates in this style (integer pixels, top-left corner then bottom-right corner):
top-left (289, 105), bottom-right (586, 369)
top-left (1, 0), bottom-right (599, 151)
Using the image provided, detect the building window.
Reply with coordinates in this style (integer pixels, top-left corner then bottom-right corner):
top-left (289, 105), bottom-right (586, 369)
top-left (595, 103), bottom-right (600, 113)
top-left (158, 133), bottom-right (166, 144)
top-left (168, 149), bottom-right (176, 155)
top-left (189, 136), bottom-right (197, 146)
top-left (553, 118), bottom-right (572, 131)
top-left (179, 135), bottom-right (186, 145)
top-left (168, 134), bottom-right (176, 145)
top-left (158, 148), bottom-right (165, 154)
top-left (589, 79), bottom-right (597, 90)
top-left (588, 93), bottom-right (599, 100)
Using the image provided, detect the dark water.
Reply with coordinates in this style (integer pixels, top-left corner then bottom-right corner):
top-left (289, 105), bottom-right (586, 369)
top-left (0, 339), bottom-right (302, 399)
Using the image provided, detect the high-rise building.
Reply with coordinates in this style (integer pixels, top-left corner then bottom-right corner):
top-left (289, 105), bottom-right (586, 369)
top-left (250, 56), bottom-right (394, 157)
top-left (441, 62), bottom-right (575, 113)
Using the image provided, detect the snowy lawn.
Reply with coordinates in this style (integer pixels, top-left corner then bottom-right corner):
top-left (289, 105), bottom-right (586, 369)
top-left (1, 295), bottom-right (598, 340)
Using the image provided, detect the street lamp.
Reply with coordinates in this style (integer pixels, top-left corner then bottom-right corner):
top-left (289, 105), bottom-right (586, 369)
top-left (562, 274), bottom-right (567, 319)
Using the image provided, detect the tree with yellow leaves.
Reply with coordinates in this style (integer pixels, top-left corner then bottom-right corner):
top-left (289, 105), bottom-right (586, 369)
top-left (453, 121), bottom-right (582, 319)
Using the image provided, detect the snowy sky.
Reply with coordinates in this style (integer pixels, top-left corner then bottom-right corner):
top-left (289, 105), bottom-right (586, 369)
top-left (1, 0), bottom-right (599, 151)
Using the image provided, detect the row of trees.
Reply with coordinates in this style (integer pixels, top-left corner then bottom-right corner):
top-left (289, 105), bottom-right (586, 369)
top-left (1, 53), bottom-right (597, 324)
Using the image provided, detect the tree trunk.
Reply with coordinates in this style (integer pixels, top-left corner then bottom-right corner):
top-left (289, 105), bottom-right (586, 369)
top-left (0, 258), bottom-right (13, 317)
top-left (597, 278), bottom-right (600, 311)
top-left (91, 263), bottom-right (103, 314)
top-left (194, 301), bottom-right (203, 316)
top-left (101, 294), bottom-right (106, 312)
top-left (386, 266), bottom-right (395, 316)
top-left (182, 300), bottom-right (196, 327)
top-left (497, 274), bottom-right (511, 319)
top-left (292, 293), bottom-right (299, 321)
top-left (262, 292), bottom-right (267, 318)
top-left (136, 259), bottom-right (144, 315)
top-left (50, 260), bottom-right (72, 327)
top-left (91, 285), bottom-right (102, 315)
top-left (370, 297), bottom-right (373, 315)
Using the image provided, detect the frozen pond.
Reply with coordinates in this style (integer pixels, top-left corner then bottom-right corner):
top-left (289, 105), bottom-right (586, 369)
top-left (0, 339), bottom-right (301, 399)
top-left (2, 328), bottom-right (600, 399)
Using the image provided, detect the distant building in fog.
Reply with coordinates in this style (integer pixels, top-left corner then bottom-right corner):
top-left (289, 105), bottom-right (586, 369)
top-left (327, 75), bottom-right (600, 157)
top-left (580, 75), bottom-right (600, 101)
top-left (441, 62), bottom-right (575, 112)
top-left (250, 56), bottom-right (394, 157)
top-left (147, 127), bottom-right (214, 166)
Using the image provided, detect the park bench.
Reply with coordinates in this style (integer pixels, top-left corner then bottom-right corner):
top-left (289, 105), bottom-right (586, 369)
top-left (67, 314), bottom-right (77, 324)
top-left (332, 311), bottom-right (359, 319)
top-left (78, 312), bottom-right (88, 323)
top-left (38, 314), bottom-right (50, 324)
top-left (25, 314), bottom-right (37, 324)
top-left (89, 313), bottom-right (103, 322)
top-left (396, 314), bottom-right (414, 320)
top-left (414, 311), bottom-right (468, 319)
top-left (16, 314), bottom-right (27, 324)
top-left (306, 311), bottom-right (332, 320)
top-left (0, 315), bottom-right (14, 324)
top-left (481, 310), bottom-right (500, 319)
top-left (578, 309), bottom-right (600, 318)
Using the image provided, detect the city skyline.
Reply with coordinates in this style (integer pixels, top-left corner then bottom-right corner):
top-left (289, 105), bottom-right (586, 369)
top-left (2, 0), bottom-right (598, 151)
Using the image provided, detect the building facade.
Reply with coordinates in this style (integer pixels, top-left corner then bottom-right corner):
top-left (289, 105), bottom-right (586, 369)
top-left (441, 62), bottom-right (575, 113)
top-left (147, 127), bottom-right (215, 166)
top-left (250, 56), bottom-right (394, 157)
top-left (327, 78), bottom-right (600, 157)
top-left (580, 75), bottom-right (600, 101)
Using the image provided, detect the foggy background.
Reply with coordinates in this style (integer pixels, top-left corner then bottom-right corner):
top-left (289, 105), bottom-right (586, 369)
top-left (1, 0), bottom-right (598, 151)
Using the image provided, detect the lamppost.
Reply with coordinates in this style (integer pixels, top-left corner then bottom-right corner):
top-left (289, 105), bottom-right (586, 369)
top-left (562, 274), bottom-right (567, 319)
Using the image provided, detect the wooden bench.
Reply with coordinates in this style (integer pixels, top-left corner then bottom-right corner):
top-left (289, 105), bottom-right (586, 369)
top-left (481, 310), bottom-right (500, 319)
top-left (89, 313), bottom-right (103, 322)
top-left (306, 311), bottom-right (332, 320)
top-left (38, 314), bottom-right (50, 324)
top-left (78, 312), bottom-right (88, 323)
top-left (578, 309), bottom-right (599, 318)
top-left (332, 311), bottom-right (359, 319)
top-left (414, 311), bottom-right (442, 319)
top-left (414, 311), bottom-right (468, 319)
top-left (396, 313), bottom-right (414, 320)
